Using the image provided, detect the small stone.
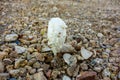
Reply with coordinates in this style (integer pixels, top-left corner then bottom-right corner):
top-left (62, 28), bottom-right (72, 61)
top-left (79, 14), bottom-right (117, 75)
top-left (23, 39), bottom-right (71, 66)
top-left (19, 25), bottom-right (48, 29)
top-left (118, 71), bottom-right (120, 79)
top-left (67, 65), bottom-right (79, 77)
top-left (33, 72), bottom-right (47, 80)
top-left (29, 69), bottom-right (36, 74)
top-left (93, 66), bottom-right (102, 72)
top-left (60, 44), bottom-right (76, 53)
top-left (9, 69), bottom-right (20, 77)
top-left (3, 58), bottom-right (12, 65)
top-left (42, 46), bottom-right (51, 52)
top-left (41, 63), bottom-right (50, 71)
top-left (80, 62), bottom-right (88, 70)
top-left (6, 65), bottom-right (13, 72)
top-left (51, 70), bottom-right (60, 79)
top-left (92, 58), bottom-right (103, 65)
top-left (27, 58), bottom-right (37, 66)
top-left (0, 51), bottom-right (8, 60)
top-left (97, 33), bottom-right (104, 38)
top-left (5, 33), bottom-right (18, 42)
top-left (76, 71), bottom-right (97, 80)
top-left (0, 61), bottom-right (4, 73)
top-left (81, 47), bottom-right (93, 59)
top-left (28, 35), bottom-right (34, 40)
top-left (103, 77), bottom-right (111, 80)
top-left (9, 78), bottom-right (17, 80)
top-left (75, 54), bottom-right (84, 61)
top-left (15, 59), bottom-right (27, 68)
top-left (102, 52), bottom-right (109, 58)
top-left (27, 47), bottom-right (34, 53)
top-left (52, 6), bottom-right (58, 12)
top-left (19, 68), bottom-right (27, 77)
top-left (109, 57), bottom-right (116, 63)
top-left (102, 68), bottom-right (111, 77)
top-left (35, 53), bottom-right (45, 61)
top-left (26, 73), bottom-right (33, 80)
top-left (45, 70), bottom-right (51, 78)
top-left (63, 53), bottom-right (77, 66)
top-left (110, 49), bottom-right (120, 57)
top-left (15, 46), bottom-right (26, 54)
top-left (0, 73), bottom-right (10, 80)
top-left (25, 66), bottom-right (32, 72)
top-left (33, 62), bottom-right (41, 68)
top-left (62, 75), bottom-right (71, 80)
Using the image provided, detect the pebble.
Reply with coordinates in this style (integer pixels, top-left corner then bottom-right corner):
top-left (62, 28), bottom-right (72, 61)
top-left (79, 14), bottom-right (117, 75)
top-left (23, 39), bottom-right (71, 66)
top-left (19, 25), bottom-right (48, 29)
top-left (75, 54), bottom-right (84, 61)
top-left (41, 46), bottom-right (51, 52)
top-left (118, 71), bottom-right (120, 79)
top-left (41, 63), bottom-right (50, 71)
top-left (35, 53), bottom-right (45, 61)
top-left (33, 71), bottom-right (47, 80)
top-left (67, 65), bottom-right (79, 77)
top-left (51, 70), bottom-right (60, 79)
top-left (6, 65), bottom-right (13, 72)
top-left (45, 70), bottom-right (51, 78)
top-left (93, 66), bottom-right (102, 72)
top-left (3, 58), bottom-right (13, 65)
top-left (15, 46), bottom-right (26, 54)
top-left (15, 59), bottom-right (27, 68)
top-left (60, 44), bottom-right (76, 53)
top-left (80, 62), bottom-right (88, 70)
top-left (19, 68), bottom-right (27, 77)
top-left (110, 49), bottom-right (120, 57)
top-left (27, 58), bottom-right (37, 66)
top-left (9, 78), bottom-right (17, 80)
top-left (76, 71), bottom-right (97, 80)
top-left (102, 68), bottom-right (111, 77)
top-left (29, 68), bottom-right (36, 74)
top-left (62, 75), bottom-right (71, 80)
top-left (5, 33), bottom-right (18, 42)
top-left (0, 61), bottom-right (4, 73)
top-left (0, 51), bottom-right (8, 60)
top-left (80, 47), bottom-right (93, 59)
top-left (0, 73), bottom-right (10, 80)
top-left (97, 33), bottom-right (104, 38)
top-left (63, 53), bottom-right (77, 66)
top-left (103, 77), bottom-right (111, 80)
top-left (33, 62), bottom-right (41, 68)
top-left (92, 58), bottom-right (103, 65)
top-left (9, 69), bottom-right (20, 77)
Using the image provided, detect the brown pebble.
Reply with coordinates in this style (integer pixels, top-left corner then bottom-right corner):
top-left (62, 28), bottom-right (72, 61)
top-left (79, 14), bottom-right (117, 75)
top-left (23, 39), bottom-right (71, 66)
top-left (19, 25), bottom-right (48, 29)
top-left (0, 73), bottom-right (10, 80)
top-left (0, 51), bottom-right (8, 60)
top-left (3, 58), bottom-right (13, 65)
top-left (0, 61), bottom-right (4, 73)
top-left (33, 71), bottom-right (47, 80)
top-left (76, 71), bottom-right (97, 80)
top-left (45, 70), bottom-right (52, 78)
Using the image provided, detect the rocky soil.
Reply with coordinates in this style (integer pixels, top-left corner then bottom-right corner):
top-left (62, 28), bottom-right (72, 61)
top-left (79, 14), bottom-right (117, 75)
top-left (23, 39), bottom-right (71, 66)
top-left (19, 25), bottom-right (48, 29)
top-left (0, 0), bottom-right (120, 80)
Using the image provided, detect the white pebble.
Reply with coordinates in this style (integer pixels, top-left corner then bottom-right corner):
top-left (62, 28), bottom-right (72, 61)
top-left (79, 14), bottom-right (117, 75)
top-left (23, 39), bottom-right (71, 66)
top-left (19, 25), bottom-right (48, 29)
top-left (15, 46), bottom-right (26, 54)
top-left (62, 75), bottom-right (71, 80)
top-left (81, 47), bottom-right (93, 59)
top-left (97, 33), bottom-right (104, 38)
top-left (5, 34), bottom-right (18, 42)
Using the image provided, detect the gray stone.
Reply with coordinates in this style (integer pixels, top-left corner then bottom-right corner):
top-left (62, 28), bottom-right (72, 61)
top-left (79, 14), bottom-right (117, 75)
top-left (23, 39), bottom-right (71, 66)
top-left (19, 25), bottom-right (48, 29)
top-left (63, 53), bottom-right (77, 66)
top-left (0, 61), bottom-right (4, 73)
top-left (62, 75), bottom-right (71, 80)
top-left (5, 33), bottom-right (18, 42)
top-left (81, 47), bottom-right (93, 59)
top-left (33, 72), bottom-right (47, 80)
top-left (15, 46), bottom-right (26, 54)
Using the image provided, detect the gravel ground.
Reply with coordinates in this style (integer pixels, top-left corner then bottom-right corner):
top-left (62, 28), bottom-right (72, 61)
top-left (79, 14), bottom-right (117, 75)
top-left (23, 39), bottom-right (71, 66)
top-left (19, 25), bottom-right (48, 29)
top-left (0, 0), bottom-right (120, 80)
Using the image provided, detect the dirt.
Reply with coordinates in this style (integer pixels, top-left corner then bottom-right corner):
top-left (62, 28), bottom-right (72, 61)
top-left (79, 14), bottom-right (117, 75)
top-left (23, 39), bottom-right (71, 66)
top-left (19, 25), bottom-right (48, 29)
top-left (0, 0), bottom-right (120, 80)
